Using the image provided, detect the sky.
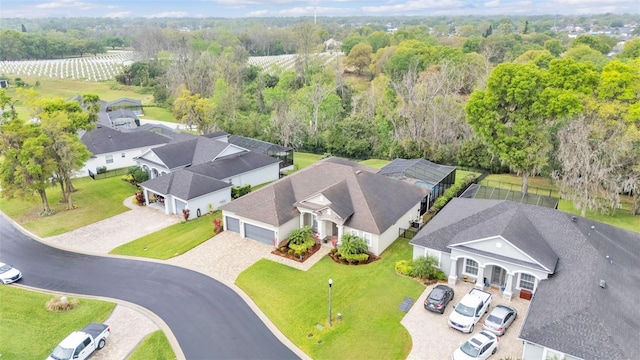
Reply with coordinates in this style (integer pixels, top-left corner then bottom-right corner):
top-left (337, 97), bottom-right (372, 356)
top-left (0, 0), bottom-right (638, 19)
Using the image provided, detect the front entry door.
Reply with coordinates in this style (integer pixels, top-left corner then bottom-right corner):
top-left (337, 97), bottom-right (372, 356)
top-left (491, 266), bottom-right (506, 287)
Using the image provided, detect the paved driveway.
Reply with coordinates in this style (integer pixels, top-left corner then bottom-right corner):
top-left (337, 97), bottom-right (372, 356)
top-left (402, 282), bottom-right (530, 360)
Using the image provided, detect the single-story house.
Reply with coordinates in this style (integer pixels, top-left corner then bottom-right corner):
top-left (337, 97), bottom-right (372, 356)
top-left (379, 158), bottom-right (456, 210)
top-left (78, 125), bottom-right (174, 177)
top-left (410, 197), bottom-right (640, 360)
top-left (220, 157), bottom-right (430, 254)
top-left (136, 134), bottom-right (282, 219)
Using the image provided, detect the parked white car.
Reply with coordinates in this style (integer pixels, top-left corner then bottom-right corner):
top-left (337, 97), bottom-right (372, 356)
top-left (47, 322), bottom-right (110, 360)
top-left (452, 330), bottom-right (498, 360)
top-left (0, 262), bottom-right (22, 284)
top-left (448, 288), bottom-right (492, 333)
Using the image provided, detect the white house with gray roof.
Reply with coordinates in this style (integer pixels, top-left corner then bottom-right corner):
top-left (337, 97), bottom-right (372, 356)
top-left (220, 157), bottom-right (430, 254)
top-left (135, 133), bottom-right (281, 220)
top-left (410, 197), bottom-right (640, 360)
top-left (78, 125), bottom-right (173, 177)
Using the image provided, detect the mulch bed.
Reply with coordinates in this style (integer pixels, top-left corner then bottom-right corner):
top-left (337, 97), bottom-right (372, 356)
top-left (271, 243), bottom-right (322, 263)
top-left (328, 251), bottom-right (380, 265)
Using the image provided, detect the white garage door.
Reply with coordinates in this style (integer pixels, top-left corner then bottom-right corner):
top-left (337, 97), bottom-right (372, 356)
top-left (225, 216), bottom-right (240, 233)
top-left (244, 223), bottom-right (275, 244)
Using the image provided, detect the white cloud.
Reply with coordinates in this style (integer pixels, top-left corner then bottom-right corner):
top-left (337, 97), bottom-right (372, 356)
top-left (484, 0), bottom-right (501, 7)
top-left (361, 0), bottom-right (467, 14)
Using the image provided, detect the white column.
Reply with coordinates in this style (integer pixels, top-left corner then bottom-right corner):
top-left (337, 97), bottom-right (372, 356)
top-left (337, 225), bottom-right (344, 243)
top-left (448, 258), bottom-right (458, 286)
top-left (143, 189), bottom-right (149, 206)
top-left (318, 220), bottom-right (326, 240)
top-left (503, 272), bottom-right (514, 301)
top-left (475, 265), bottom-right (486, 289)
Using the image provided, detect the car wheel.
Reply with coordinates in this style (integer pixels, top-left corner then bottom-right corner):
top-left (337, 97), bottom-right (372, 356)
top-left (492, 347), bottom-right (497, 354)
top-left (469, 324), bottom-right (474, 333)
top-left (98, 339), bottom-right (106, 350)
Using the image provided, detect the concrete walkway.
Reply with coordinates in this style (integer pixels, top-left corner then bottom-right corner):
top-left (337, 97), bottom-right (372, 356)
top-left (39, 196), bottom-right (319, 360)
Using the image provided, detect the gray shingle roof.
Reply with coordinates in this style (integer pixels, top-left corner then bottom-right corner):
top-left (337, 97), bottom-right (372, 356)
top-left (80, 126), bottom-right (171, 155)
top-left (187, 151), bottom-right (281, 180)
top-left (221, 157), bottom-right (429, 234)
top-left (411, 197), bottom-right (640, 359)
top-left (148, 136), bottom-right (230, 170)
top-left (227, 135), bottom-right (292, 155)
top-left (139, 170), bottom-right (231, 200)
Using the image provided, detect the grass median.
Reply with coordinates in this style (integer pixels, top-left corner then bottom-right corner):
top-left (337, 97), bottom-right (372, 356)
top-left (109, 211), bottom-right (220, 259)
top-left (0, 286), bottom-right (115, 359)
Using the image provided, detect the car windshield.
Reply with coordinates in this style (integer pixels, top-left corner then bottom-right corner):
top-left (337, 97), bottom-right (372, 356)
top-left (486, 314), bottom-right (501, 324)
top-left (455, 303), bottom-right (475, 317)
top-left (0, 265), bottom-right (11, 274)
top-left (460, 341), bottom-right (481, 357)
top-left (50, 346), bottom-right (74, 360)
top-left (428, 288), bottom-right (444, 301)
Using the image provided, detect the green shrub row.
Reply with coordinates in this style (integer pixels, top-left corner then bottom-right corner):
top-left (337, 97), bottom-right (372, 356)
top-left (394, 256), bottom-right (446, 280)
top-left (433, 174), bottom-right (477, 212)
top-left (232, 185), bottom-right (251, 199)
top-left (341, 252), bottom-right (369, 264)
top-left (289, 237), bottom-right (316, 254)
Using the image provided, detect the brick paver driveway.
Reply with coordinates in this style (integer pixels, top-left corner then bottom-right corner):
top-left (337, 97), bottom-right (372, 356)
top-left (402, 282), bottom-right (530, 360)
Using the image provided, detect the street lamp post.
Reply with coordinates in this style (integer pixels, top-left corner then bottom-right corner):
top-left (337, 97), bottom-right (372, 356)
top-left (328, 278), bottom-right (333, 327)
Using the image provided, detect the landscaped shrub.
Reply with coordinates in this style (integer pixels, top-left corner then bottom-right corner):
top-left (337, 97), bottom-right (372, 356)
top-left (411, 255), bottom-right (440, 280)
top-left (395, 260), bottom-right (414, 276)
top-left (432, 174), bottom-right (476, 212)
top-left (342, 252), bottom-right (369, 264)
top-left (127, 166), bottom-right (149, 183)
top-left (212, 218), bottom-right (223, 234)
top-left (46, 296), bottom-right (79, 312)
top-left (337, 234), bottom-right (369, 258)
top-left (134, 190), bottom-right (145, 205)
top-left (287, 226), bottom-right (313, 246)
top-left (289, 237), bottom-right (316, 254)
top-left (231, 185), bottom-right (251, 199)
top-left (121, 174), bottom-right (135, 183)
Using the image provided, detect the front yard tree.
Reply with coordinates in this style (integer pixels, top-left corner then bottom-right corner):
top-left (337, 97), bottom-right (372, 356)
top-left (33, 96), bottom-right (95, 209)
top-left (465, 62), bottom-right (581, 193)
top-left (0, 118), bottom-right (56, 215)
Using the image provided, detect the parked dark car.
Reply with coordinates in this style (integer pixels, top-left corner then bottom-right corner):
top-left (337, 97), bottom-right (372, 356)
top-left (424, 284), bottom-right (455, 314)
top-left (483, 304), bottom-right (517, 336)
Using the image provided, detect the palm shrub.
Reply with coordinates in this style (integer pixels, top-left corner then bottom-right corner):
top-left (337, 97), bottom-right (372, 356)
top-left (287, 226), bottom-right (313, 245)
top-left (337, 234), bottom-right (369, 263)
top-left (411, 255), bottom-right (440, 280)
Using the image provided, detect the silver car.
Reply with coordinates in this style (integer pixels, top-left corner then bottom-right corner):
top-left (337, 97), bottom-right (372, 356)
top-left (0, 262), bottom-right (22, 284)
top-left (482, 304), bottom-right (517, 336)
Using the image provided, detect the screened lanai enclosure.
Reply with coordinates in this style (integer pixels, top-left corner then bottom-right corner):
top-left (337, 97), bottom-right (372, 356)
top-left (378, 158), bottom-right (456, 213)
top-left (228, 135), bottom-right (294, 170)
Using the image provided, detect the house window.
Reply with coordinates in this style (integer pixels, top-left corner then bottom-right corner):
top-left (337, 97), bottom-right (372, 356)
top-left (350, 229), bottom-right (359, 237)
top-left (519, 273), bottom-right (536, 291)
top-left (464, 259), bottom-right (478, 276)
top-left (105, 155), bottom-right (113, 164)
top-left (362, 232), bottom-right (372, 246)
top-left (121, 153), bottom-right (126, 158)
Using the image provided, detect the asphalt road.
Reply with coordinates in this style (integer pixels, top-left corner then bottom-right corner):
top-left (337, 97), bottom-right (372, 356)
top-left (0, 214), bottom-right (298, 360)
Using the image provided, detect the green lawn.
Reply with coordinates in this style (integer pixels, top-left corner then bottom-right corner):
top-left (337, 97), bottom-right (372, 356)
top-left (293, 152), bottom-right (324, 170)
top-left (0, 176), bottom-right (137, 237)
top-left (236, 237), bottom-right (425, 360)
top-left (128, 331), bottom-right (176, 360)
top-left (0, 286), bottom-right (115, 360)
top-left (109, 211), bottom-right (220, 259)
top-left (481, 173), bottom-right (639, 233)
top-left (140, 105), bottom-right (176, 122)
